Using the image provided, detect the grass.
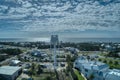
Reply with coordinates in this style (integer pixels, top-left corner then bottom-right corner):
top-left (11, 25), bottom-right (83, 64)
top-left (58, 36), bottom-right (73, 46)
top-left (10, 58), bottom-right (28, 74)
top-left (32, 72), bottom-right (56, 80)
top-left (17, 73), bottom-right (53, 80)
top-left (78, 51), bottom-right (100, 56)
top-left (98, 57), bottom-right (120, 69)
top-left (32, 73), bottom-right (50, 80)
top-left (74, 69), bottom-right (85, 80)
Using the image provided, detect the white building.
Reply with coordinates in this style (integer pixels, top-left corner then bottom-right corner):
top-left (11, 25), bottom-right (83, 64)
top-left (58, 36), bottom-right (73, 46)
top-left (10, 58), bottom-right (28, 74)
top-left (10, 60), bottom-right (21, 66)
top-left (74, 56), bottom-right (120, 80)
top-left (0, 66), bottom-right (22, 80)
top-left (104, 69), bottom-right (120, 80)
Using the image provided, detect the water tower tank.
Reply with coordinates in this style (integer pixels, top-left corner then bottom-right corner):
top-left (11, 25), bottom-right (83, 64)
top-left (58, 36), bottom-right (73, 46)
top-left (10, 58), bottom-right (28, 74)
top-left (51, 35), bottom-right (59, 45)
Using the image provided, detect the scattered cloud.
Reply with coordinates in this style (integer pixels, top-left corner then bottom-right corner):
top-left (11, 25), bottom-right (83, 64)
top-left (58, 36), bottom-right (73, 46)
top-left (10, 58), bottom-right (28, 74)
top-left (0, 0), bottom-right (120, 32)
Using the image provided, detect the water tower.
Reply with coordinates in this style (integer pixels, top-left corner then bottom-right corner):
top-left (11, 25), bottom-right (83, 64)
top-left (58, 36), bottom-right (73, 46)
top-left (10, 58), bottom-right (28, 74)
top-left (50, 35), bottom-right (59, 69)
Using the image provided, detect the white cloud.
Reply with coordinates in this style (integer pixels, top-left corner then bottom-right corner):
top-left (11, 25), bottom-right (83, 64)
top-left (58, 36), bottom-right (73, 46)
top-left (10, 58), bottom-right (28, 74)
top-left (0, 0), bottom-right (120, 32)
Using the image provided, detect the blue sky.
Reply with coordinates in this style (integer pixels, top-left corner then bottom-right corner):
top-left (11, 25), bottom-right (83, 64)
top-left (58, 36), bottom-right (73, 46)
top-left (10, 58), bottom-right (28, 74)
top-left (0, 0), bottom-right (120, 38)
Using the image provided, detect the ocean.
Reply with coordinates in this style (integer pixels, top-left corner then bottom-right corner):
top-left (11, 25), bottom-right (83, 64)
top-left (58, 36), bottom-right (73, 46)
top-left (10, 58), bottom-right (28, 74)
top-left (0, 38), bottom-right (120, 43)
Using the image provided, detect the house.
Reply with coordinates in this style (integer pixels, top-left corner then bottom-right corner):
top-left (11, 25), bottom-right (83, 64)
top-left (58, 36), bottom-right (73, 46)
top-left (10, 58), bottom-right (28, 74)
top-left (0, 66), bottom-right (22, 80)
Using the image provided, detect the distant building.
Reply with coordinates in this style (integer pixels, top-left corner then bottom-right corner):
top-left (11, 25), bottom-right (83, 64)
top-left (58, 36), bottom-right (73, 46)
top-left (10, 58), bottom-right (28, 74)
top-left (24, 63), bottom-right (31, 69)
top-left (117, 52), bottom-right (120, 57)
top-left (31, 50), bottom-right (41, 57)
top-left (64, 47), bottom-right (79, 54)
top-left (0, 53), bottom-right (8, 56)
top-left (30, 50), bottom-right (47, 57)
top-left (0, 45), bottom-right (3, 49)
top-left (0, 66), bottom-right (22, 80)
top-left (89, 54), bottom-right (99, 59)
top-left (9, 60), bottom-right (21, 66)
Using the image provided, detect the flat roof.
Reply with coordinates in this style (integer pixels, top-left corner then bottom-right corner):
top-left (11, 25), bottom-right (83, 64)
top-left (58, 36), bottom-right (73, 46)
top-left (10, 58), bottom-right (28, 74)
top-left (0, 66), bottom-right (21, 75)
top-left (105, 69), bottom-right (120, 80)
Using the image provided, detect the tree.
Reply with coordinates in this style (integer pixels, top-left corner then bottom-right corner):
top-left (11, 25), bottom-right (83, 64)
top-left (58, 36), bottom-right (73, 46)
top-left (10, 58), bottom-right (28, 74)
top-left (87, 56), bottom-right (90, 61)
top-left (98, 58), bottom-right (101, 61)
top-left (31, 63), bottom-right (35, 69)
top-left (0, 48), bottom-right (22, 55)
top-left (89, 74), bottom-right (94, 80)
top-left (24, 56), bottom-right (27, 61)
top-left (28, 69), bottom-right (33, 77)
top-left (103, 60), bottom-right (107, 63)
top-left (36, 65), bottom-right (43, 75)
top-left (114, 61), bottom-right (118, 65)
top-left (0, 56), bottom-right (6, 61)
top-left (109, 60), bottom-right (113, 64)
top-left (66, 55), bottom-right (71, 62)
top-left (108, 51), bottom-right (119, 58)
top-left (29, 63), bottom-right (35, 76)
top-left (44, 76), bottom-right (52, 80)
top-left (66, 55), bottom-right (78, 80)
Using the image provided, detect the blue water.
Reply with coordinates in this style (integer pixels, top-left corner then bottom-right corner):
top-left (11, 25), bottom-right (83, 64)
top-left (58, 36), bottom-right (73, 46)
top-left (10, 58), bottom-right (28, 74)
top-left (0, 38), bottom-right (120, 43)
top-left (61, 38), bottom-right (120, 43)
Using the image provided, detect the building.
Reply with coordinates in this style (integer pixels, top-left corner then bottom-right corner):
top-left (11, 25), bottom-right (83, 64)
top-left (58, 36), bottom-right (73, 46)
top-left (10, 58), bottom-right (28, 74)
top-left (9, 60), bottom-right (21, 66)
top-left (0, 66), bottom-right (22, 80)
top-left (64, 47), bottom-right (79, 54)
top-left (31, 50), bottom-right (47, 57)
top-left (0, 45), bottom-right (3, 49)
top-left (82, 62), bottom-right (109, 80)
top-left (31, 50), bottom-right (41, 57)
top-left (117, 52), bottom-right (120, 57)
top-left (74, 56), bottom-right (120, 80)
top-left (104, 69), bottom-right (120, 80)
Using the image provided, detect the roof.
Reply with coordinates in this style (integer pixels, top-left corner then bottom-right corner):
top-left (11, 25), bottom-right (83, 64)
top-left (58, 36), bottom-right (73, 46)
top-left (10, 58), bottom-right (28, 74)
top-left (91, 62), bottom-right (109, 70)
top-left (82, 63), bottom-right (92, 70)
top-left (0, 66), bottom-right (21, 75)
top-left (104, 69), bottom-right (120, 80)
top-left (11, 60), bottom-right (21, 64)
top-left (81, 61), bottom-right (109, 71)
top-left (75, 56), bottom-right (109, 71)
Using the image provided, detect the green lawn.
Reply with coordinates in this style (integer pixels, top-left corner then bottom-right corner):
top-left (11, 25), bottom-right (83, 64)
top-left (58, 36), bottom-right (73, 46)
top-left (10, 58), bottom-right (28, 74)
top-left (74, 69), bottom-right (85, 80)
top-left (98, 57), bottom-right (120, 69)
top-left (33, 74), bottom-right (50, 80)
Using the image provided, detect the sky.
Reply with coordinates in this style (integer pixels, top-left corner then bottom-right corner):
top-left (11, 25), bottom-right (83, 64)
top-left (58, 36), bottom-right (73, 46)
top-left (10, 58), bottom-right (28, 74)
top-left (0, 0), bottom-right (120, 38)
